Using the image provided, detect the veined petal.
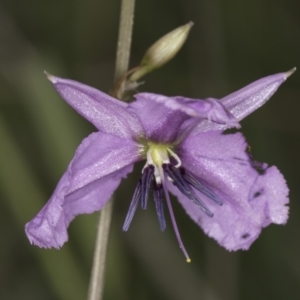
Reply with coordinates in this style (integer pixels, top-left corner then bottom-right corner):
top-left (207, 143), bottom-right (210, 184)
top-left (221, 70), bottom-right (294, 120)
top-left (25, 171), bottom-right (69, 248)
top-left (64, 164), bottom-right (134, 225)
top-left (130, 92), bottom-right (238, 143)
top-left (67, 131), bottom-right (141, 194)
top-left (130, 93), bottom-right (190, 143)
top-left (25, 131), bottom-right (140, 248)
top-left (46, 74), bottom-right (145, 139)
top-left (190, 70), bottom-right (294, 134)
top-left (25, 165), bottom-right (133, 248)
top-left (172, 131), bottom-right (289, 251)
top-left (172, 96), bottom-right (238, 126)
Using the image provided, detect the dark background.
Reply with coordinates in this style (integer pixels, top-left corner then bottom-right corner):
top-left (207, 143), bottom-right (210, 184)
top-left (0, 0), bottom-right (299, 299)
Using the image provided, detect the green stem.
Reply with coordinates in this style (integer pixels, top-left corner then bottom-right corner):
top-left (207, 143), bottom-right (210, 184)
top-left (114, 0), bottom-right (135, 83)
top-left (87, 1), bottom-right (135, 300)
top-left (87, 201), bottom-right (114, 300)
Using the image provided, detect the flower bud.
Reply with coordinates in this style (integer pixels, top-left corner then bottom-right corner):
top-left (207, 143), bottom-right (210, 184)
top-left (130, 22), bottom-right (193, 81)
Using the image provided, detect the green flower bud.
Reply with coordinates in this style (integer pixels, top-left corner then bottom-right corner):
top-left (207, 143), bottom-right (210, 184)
top-left (130, 22), bottom-right (193, 81)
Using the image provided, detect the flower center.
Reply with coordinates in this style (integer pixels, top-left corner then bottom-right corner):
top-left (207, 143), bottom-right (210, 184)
top-left (144, 142), bottom-right (181, 185)
top-left (123, 142), bottom-right (223, 262)
top-left (148, 143), bottom-right (170, 166)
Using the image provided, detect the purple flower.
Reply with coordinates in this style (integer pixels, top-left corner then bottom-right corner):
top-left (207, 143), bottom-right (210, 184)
top-left (25, 70), bottom-right (292, 260)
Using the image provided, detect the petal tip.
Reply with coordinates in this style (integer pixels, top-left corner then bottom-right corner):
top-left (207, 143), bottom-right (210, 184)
top-left (44, 70), bottom-right (57, 84)
top-left (285, 67), bottom-right (296, 78)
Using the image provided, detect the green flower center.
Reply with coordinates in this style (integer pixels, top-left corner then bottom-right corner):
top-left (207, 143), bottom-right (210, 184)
top-left (143, 142), bottom-right (181, 185)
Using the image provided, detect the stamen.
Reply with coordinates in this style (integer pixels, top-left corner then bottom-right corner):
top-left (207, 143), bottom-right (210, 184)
top-left (122, 181), bottom-right (142, 231)
top-left (167, 148), bottom-right (182, 168)
top-left (141, 165), bottom-right (154, 210)
top-left (182, 169), bottom-right (223, 206)
top-left (163, 164), bottom-right (213, 217)
top-left (158, 165), bottom-right (191, 263)
top-left (153, 182), bottom-right (166, 231)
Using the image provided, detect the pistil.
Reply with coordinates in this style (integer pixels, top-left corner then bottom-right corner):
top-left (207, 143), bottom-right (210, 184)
top-left (157, 164), bottom-right (191, 262)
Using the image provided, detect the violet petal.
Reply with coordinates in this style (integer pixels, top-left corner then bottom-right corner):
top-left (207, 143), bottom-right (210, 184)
top-left (171, 130), bottom-right (289, 250)
top-left (25, 131), bottom-right (140, 248)
top-left (191, 70), bottom-right (293, 134)
top-left (67, 131), bottom-right (141, 194)
top-left (46, 74), bottom-right (145, 139)
top-left (130, 92), bottom-right (238, 143)
top-left (172, 96), bottom-right (239, 127)
top-left (130, 93), bottom-right (190, 143)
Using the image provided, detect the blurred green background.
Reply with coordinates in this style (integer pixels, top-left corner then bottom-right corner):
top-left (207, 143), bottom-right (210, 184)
top-left (0, 0), bottom-right (299, 299)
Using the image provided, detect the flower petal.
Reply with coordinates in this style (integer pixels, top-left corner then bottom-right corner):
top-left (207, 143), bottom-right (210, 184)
top-left (25, 171), bottom-right (70, 248)
top-left (67, 131), bottom-right (141, 194)
top-left (25, 131), bottom-right (140, 248)
top-left (172, 96), bottom-right (239, 126)
top-left (130, 93), bottom-right (238, 143)
top-left (64, 164), bottom-right (134, 225)
top-left (190, 70), bottom-right (294, 134)
top-left (25, 165), bottom-right (133, 248)
top-left (129, 93), bottom-right (190, 143)
top-left (170, 131), bottom-right (289, 251)
top-left (221, 70), bottom-right (294, 121)
top-left (46, 74), bottom-right (145, 139)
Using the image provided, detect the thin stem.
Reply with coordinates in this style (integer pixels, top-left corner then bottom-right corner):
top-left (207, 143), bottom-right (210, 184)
top-left (114, 0), bottom-right (135, 83)
top-left (87, 1), bottom-right (135, 300)
top-left (87, 201), bottom-right (114, 300)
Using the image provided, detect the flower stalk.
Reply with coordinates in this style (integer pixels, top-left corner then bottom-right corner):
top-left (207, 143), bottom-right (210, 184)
top-left (87, 0), bottom-right (135, 299)
top-left (114, 0), bottom-right (135, 83)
